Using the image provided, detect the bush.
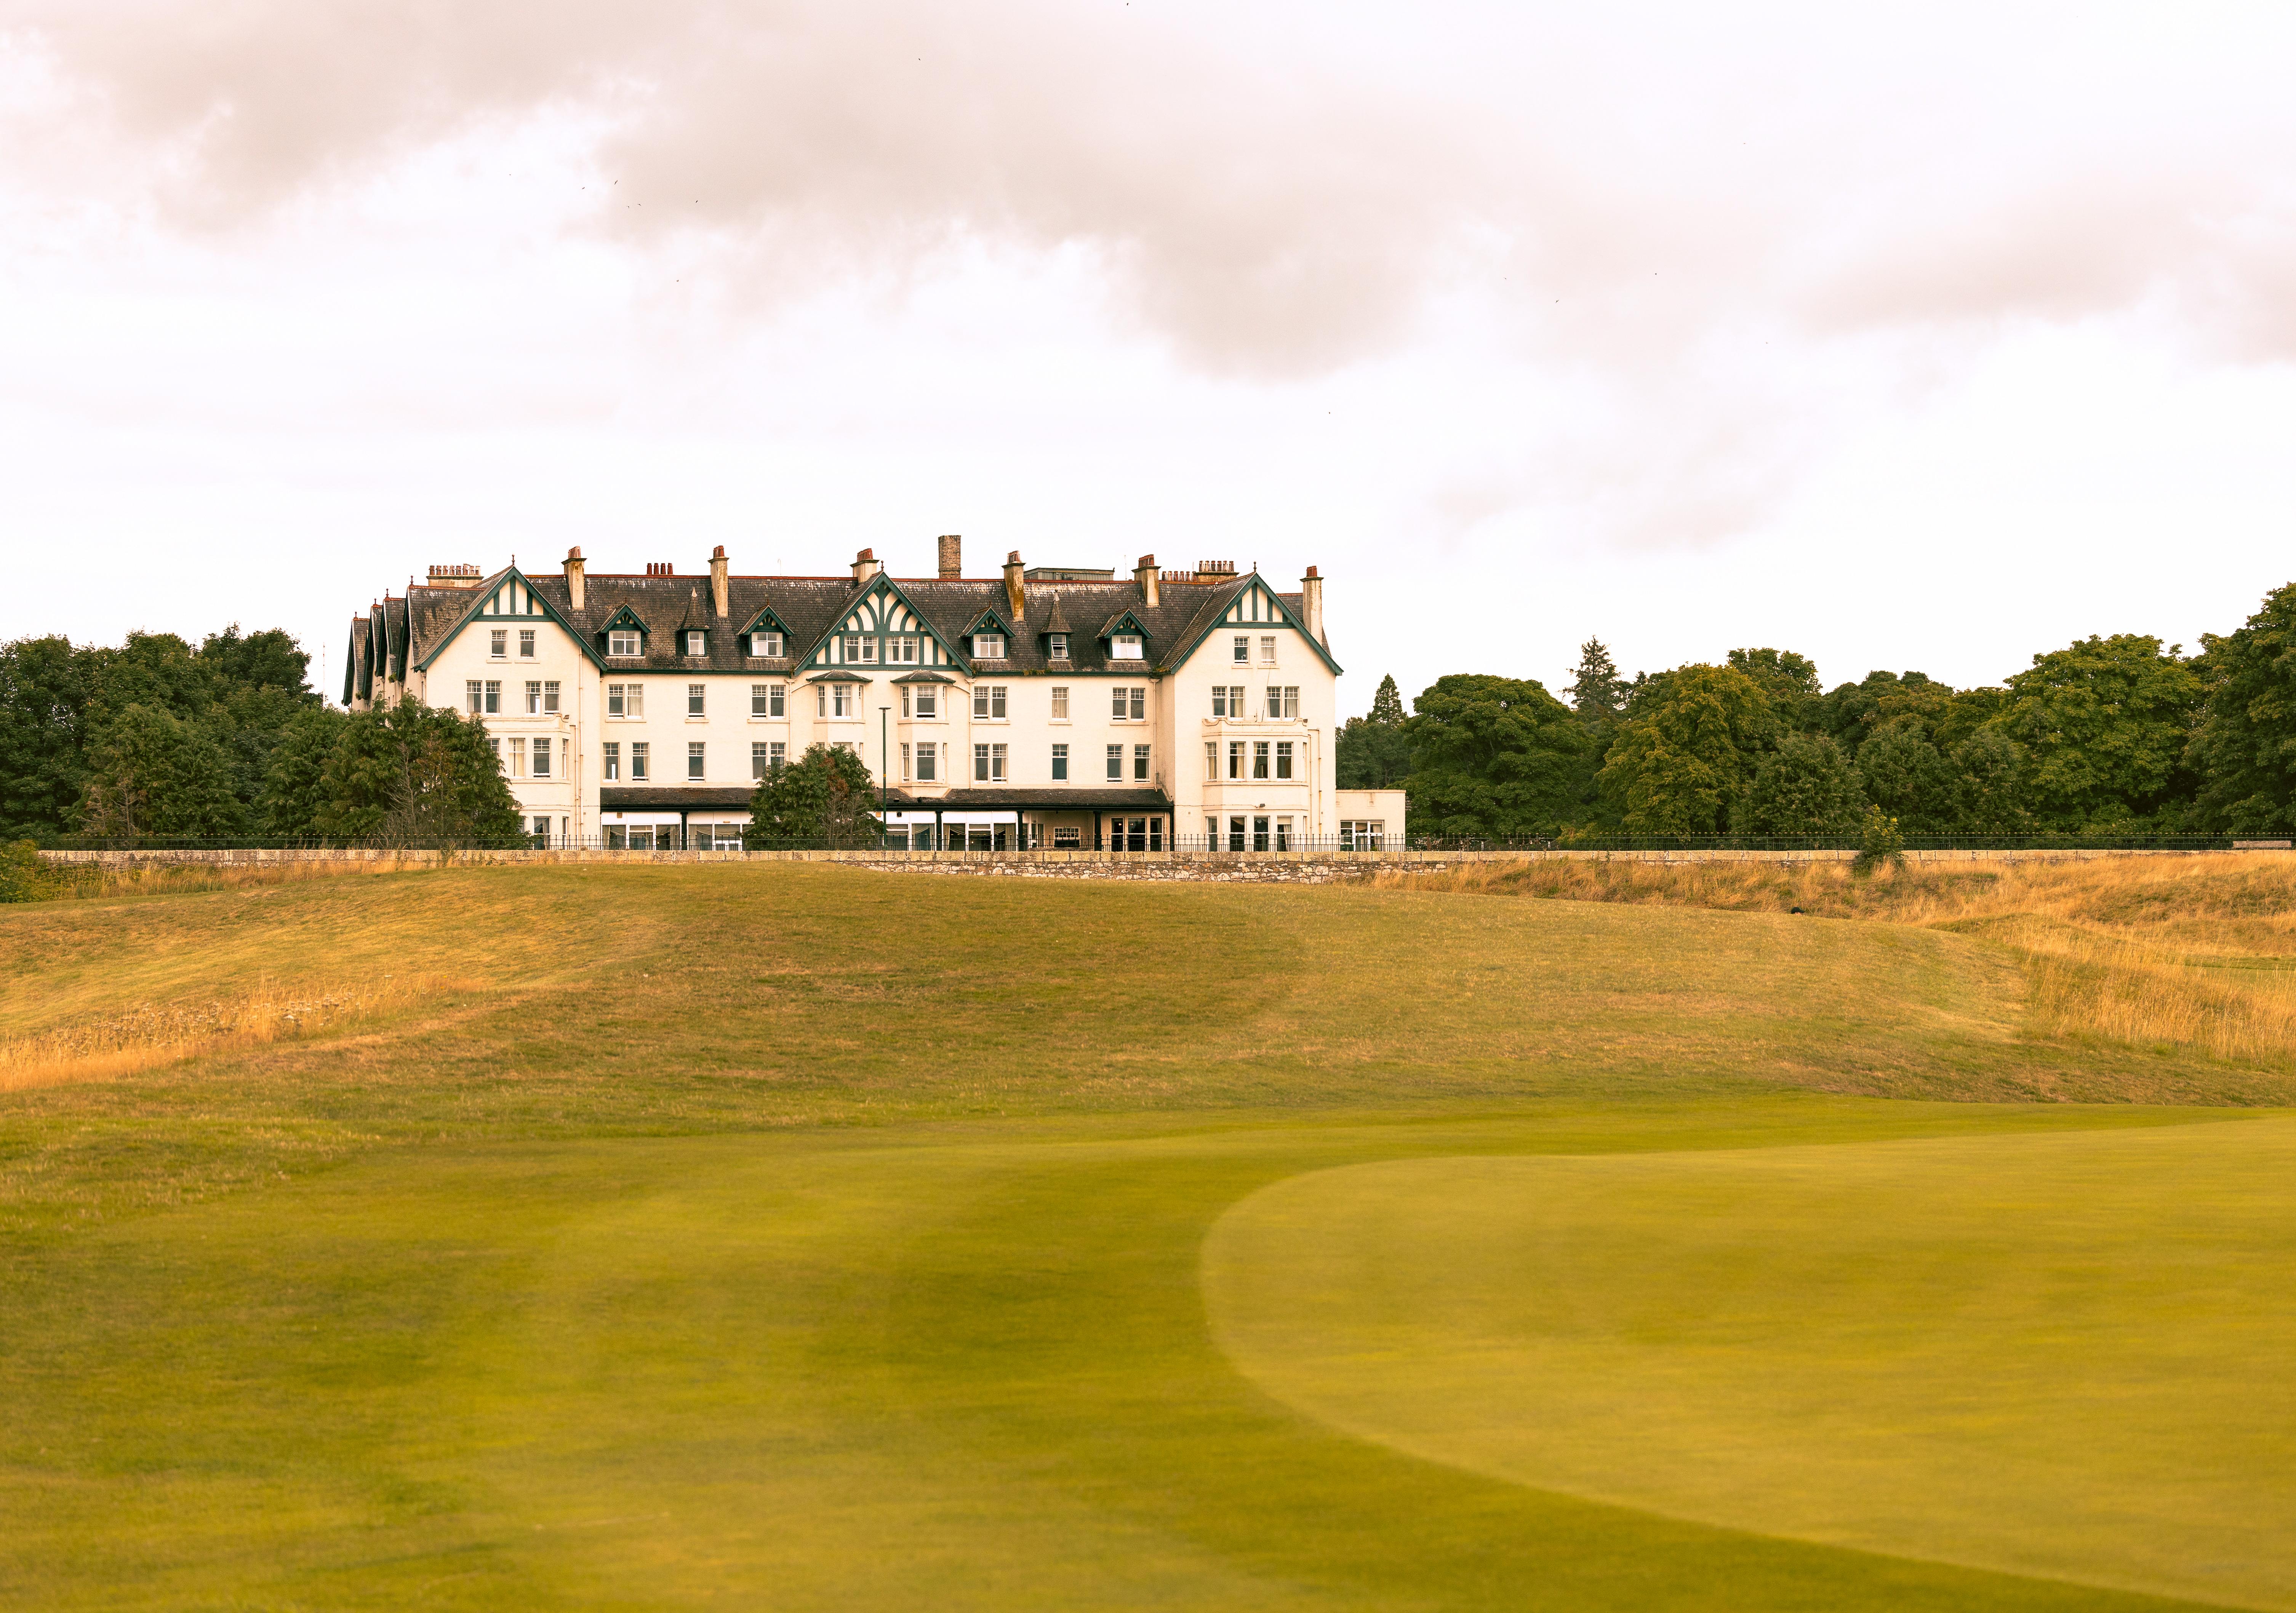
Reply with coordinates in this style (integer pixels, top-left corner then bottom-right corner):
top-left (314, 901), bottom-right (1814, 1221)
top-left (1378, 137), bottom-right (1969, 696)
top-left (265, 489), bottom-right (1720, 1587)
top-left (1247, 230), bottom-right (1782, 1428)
top-left (0, 839), bottom-right (54, 902)
top-left (1852, 807), bottom-right (1906, 878)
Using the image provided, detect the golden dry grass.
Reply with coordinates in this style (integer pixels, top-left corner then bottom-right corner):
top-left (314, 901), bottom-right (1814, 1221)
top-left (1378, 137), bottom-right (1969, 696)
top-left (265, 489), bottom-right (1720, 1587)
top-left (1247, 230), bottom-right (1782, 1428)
top-left (1388, 852), bottom-right (2296, 1069)
top-left (0, 971), bottom-right (475, 1092)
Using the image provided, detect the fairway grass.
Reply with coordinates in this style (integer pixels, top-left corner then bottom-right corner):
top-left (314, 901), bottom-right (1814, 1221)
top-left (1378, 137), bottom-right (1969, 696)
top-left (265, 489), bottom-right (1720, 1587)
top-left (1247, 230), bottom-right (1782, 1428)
top-left (2, 862), bottom-right (2290, 1608)
top-left (1205, 1120), bottom-right (2296, 1610)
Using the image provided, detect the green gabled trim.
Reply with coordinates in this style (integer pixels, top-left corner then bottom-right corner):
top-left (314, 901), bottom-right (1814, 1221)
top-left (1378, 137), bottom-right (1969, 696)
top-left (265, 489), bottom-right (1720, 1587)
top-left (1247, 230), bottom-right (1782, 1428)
top-left (599, 603), bottom-right (651, 635)
top-left (961, 607), bottom-right (1016, 644)
top-left (806, 670), bottom-right (874, 683)
top-left (413, 567), bottom-right (606, 675)
top-left (891, 671), bottom-right (955, 684)
top-left (1163, 571), bottom-right (1342, 677)
top-left (738, 604), bottom-right (791, 639)
top-left (794, 573), bottom-right (970, 671)
top-left (1097, 607), bottom-right (1153, 641)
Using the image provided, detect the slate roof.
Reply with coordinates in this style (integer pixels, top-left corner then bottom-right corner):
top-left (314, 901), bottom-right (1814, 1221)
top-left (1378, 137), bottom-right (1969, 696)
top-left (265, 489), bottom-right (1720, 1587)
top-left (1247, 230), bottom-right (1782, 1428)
top-left (403, 568), bottom-right (1315, 680)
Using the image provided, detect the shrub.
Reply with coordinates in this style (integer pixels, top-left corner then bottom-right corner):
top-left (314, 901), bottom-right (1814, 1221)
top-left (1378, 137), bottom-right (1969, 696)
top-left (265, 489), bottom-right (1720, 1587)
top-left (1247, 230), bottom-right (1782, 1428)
top-left (1852, 807), bottom-right (1906, 878)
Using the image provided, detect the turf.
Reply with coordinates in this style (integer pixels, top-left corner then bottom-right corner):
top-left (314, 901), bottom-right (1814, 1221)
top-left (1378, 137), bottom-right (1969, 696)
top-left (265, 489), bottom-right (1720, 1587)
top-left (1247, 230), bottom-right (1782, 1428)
top-left (2, 862), bottom-right (2288, 1609)
top-left (1205, 1122), bottom-right (2296, 1609)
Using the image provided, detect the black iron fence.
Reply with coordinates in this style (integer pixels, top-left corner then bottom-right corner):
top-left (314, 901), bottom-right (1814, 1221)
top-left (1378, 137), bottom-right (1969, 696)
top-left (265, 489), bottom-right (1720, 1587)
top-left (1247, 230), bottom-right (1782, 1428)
top-left (27, 830), bottom-right (2295, 855)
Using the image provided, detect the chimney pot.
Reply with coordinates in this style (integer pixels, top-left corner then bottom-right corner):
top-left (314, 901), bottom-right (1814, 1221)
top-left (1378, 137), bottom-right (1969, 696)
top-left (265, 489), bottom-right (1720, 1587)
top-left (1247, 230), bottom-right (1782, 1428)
top-left (938, 534), bottom-right (963, 579)
top-left (1133, 554), bottom-right (1161, 609)
top-left (852, 548), bottom-right (882, 585)
top-left (712, 544), bottom-right (726, 560)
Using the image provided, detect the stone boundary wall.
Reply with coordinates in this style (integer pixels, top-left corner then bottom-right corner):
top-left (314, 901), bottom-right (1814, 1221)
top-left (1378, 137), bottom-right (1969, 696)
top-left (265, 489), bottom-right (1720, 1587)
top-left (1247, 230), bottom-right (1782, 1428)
top-left (34, 844), bottom-right (2284, 886)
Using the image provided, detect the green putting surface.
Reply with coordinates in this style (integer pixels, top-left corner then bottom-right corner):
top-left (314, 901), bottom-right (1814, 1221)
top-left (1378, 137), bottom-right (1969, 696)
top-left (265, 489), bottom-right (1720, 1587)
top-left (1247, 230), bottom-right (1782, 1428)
top-left (1205, 1119), bottom-right (2296, 1611)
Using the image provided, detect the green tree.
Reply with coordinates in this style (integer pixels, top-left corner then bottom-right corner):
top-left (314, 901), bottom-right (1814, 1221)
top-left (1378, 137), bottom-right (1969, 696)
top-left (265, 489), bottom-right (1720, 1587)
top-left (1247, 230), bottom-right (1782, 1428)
top-left (1995, 634), bottom-right (2202, 828)
top-left (1597, 663), bottom-right (1773, 833)
top-left (749, 743), bottom-right (884, 844)
top-left (259, 708), bottom-right (351, 836)
top-left (1819, 670), bottom-right (1957, 760)
top-left (0, 635), bottom-right (98, 838)
top-left (74, 703), bottom-right (246, 838)
top-left (1400, 674), bottom-right (1596, 839)
top-left (1566, 639), bottom-right (1628, 727)
top-left (0, 839), bottom-right (56, 902)
top-left (1726, 648), bottom-right (1823, 734)
top-left (312, 701), bottom-right (522, 844)
top-left (1950, 727), bottom-right (2030, 836)
top-left (1853, 727), bottom-right (1960, 834)
top-left (2187, 583), bottom-right (2296, 833)
top-left (1368, 673), bottom-right (1406, 726)
top-left (1738, 731), bottom-right (1866, 834)
top-left (1336, 675), bottom-right (1413, 790)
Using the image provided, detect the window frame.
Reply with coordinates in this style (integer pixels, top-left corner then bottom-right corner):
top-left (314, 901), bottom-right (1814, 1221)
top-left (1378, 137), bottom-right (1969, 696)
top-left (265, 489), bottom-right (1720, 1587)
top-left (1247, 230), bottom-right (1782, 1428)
top-left (749, 630), bottom-right (784, 658)
top-left (684, 630), bottom-right (706, 656)
top-left (1133, 743), bottom-right (1150, 782)
top-left (1106, 743), bottom-right (1123, 782)
top-left (602, 741), bottom-right (620, 781)
top-left (687, 741), bottom-right (706, 781)
top-left (688, 682), bottom-right (706, 716)
top-left (630, 741), bottom-right (650, 781)
top-left (1110, 633), bottom-right (1143, 661)
top-left (519, 629), bottom-right (537, 658)
top-left (1051, 743), bottom-right (1069, 781)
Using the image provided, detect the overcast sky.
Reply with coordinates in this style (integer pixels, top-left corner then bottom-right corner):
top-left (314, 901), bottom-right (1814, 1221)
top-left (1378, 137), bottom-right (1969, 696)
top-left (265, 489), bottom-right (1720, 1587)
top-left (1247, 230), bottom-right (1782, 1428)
top-left (5, 2), bottom-right (2295, 715)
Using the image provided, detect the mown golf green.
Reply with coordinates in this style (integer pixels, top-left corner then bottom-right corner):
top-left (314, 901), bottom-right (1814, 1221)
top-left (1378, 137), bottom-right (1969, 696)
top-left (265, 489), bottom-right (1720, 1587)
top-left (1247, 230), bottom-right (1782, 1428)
top-left (2, 861), bottom-right (2290, 1609)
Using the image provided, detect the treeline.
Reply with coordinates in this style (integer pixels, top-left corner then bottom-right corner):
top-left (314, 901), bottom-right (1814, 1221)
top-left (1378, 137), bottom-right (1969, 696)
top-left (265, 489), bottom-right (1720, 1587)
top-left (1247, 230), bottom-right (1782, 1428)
top-left (1337, 582), bottom-right (2296, 839)
top-left (0, 630), bottom-right (518, 843)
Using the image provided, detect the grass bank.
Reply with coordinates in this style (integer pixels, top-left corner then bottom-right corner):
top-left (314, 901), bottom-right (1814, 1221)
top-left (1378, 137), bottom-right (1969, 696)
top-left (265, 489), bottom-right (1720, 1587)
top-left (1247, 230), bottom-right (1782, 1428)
top-left (2, 862), bottom-right (2288, 1608)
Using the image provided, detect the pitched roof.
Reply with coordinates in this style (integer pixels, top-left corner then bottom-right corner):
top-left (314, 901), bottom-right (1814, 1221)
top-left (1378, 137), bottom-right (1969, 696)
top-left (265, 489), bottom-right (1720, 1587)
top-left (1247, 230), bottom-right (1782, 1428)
top-left (402, 568), bottom-right (1284, 678)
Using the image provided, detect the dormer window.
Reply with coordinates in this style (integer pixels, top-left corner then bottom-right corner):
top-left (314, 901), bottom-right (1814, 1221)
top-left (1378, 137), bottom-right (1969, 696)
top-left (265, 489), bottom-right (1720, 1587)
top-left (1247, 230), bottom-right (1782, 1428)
top-left (1046, 632), bottom-right (1069, 659)
top-left (683, 630), bottom-right (706, 656)
top-left (973, 633), bottom-right (1006, 659)
top-left (609, 630), bottom-right (640, 657)
top-left (749, 630), bottom-right (784, 657)
top-left (1111, 633), bottom-right (1143, 661)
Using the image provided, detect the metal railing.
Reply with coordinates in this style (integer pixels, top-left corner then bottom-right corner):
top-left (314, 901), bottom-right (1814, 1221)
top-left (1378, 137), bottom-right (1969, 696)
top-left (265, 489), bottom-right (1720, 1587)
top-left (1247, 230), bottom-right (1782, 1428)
top-left (30, 829), bottom-right (2288, 855)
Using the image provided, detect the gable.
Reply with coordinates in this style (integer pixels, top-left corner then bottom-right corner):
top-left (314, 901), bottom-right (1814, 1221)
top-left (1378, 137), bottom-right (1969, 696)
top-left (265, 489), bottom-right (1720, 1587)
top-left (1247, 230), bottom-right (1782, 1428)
top-left (797, 576), bottom-right (968, 670)
top-left (1170, 574), bottom-right (1342, 676)
top-left (413, 568), bottom-right (605, 673)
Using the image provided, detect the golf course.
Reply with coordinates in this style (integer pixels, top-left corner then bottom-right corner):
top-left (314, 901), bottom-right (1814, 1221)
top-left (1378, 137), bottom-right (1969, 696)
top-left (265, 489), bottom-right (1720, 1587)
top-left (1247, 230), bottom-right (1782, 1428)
top-left (5, 856), bottom-right (2293, 1609)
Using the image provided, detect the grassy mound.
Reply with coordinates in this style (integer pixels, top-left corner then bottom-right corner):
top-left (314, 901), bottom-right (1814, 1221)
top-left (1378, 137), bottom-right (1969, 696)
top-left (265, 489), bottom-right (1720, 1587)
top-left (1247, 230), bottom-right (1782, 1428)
top-left (1207, 1120), bottom-right (2296, 1609)
top-left (2, 862), bottom-right (2289, 1608)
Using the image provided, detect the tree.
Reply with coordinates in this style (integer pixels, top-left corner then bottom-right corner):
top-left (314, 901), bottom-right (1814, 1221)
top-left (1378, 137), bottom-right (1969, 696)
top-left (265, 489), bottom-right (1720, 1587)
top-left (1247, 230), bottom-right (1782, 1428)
top-left (1400, 674), bottom-right (1596, 839)
top-left (0, 635), bottom-right (97, 838)
top-left (1951, 727), bottom-right (2030, 836)
top-left (1738, 731), bottom-right (1865, 834)
top-left (1336, 675), bottom-right (1413, 790)
top-left (1995, 634), bottom-right (2202, 828)
top-left (2188, 583), bottom-right (2296, 833)
top-left (1566, 639), bottom-right (1628, 727)
top-left (1853, 727), bottom-right (1960, 834)
top-left (74, 703), bottom-right (246, 838)
top-left (1819, 670), bottom-right (1957, 760)
top-left (749, 743), bottom-right (883, 844)
top-left (1726, 647), bottom-right (1823, 734)
top-left (1368, 673), bottom-right (1406, 726)
top-left (1597, 663), bottom-right (1773, 833)
top-left (259, 708), bottom-right (350, 835)
top-left (310, 701), bottom-right (522, 844)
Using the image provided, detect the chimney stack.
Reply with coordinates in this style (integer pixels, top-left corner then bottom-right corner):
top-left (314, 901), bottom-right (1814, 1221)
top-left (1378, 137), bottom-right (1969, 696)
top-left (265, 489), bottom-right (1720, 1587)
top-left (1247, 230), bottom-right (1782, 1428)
top-left (563, 547), bottom-right (586, 611)
top-left (851, 547), bottom-right (882, 586)
top-left (938, 533), bottom-right (963, 579)
top-left (709, 544), bottom-right (729, 618)
top-left (1003, 550), bottom-right (1026, 620)
top-left (1301, 565), bottom-right (1324, 643)
top-left (1134, 553), bottom-right (1160, 608)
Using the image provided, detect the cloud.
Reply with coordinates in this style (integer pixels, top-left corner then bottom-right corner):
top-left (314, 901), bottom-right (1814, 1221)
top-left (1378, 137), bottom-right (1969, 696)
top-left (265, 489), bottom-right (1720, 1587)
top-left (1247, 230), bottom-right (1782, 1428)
top-left (12, 0), bottom-right (2296, 553)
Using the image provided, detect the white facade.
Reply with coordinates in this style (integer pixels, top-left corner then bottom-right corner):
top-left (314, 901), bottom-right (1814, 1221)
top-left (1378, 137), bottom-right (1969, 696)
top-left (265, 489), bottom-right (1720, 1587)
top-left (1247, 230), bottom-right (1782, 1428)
top-left (349, 545), bottom-right (1372, 849)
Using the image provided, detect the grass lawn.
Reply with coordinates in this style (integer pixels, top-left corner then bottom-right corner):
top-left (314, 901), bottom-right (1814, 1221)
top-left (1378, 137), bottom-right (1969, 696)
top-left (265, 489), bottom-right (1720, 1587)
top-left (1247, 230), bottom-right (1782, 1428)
top-left (3, 861), bottom-right (2291, 1608)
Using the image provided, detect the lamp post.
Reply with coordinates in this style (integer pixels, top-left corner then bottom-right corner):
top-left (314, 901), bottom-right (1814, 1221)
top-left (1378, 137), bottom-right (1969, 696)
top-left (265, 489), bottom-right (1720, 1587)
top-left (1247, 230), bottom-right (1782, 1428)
top-left (879, 705), bottom-right (891, 848)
